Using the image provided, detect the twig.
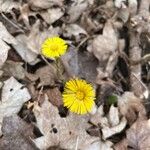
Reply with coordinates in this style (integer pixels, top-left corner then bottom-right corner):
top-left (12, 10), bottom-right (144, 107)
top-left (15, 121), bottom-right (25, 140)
top-left (129, 0), bottom-right (150, 98)
top-left (75, 136), bottom-right (79, 150)
top-left (1, 12), bottom-right (24, 33)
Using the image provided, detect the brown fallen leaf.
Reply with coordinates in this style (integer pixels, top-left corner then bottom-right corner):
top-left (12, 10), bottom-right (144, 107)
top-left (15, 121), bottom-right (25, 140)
top-left (0, 115), bottom-right (38, 150)
top-left (2, 60), bottom-right (25, 79)
top-left (45, 87), bottom-right (63, 107)
top-left (126, 119), bottom-right (150, 150)
top-left (117, 92), bottom-right (146, 125)
top-left (114, 139), bottom-right (128, 150)
top-left (35, 65), bottom-right (57, 87)
top-left (33, 95), bottom-right (113, 150)
top-left (61, 47), bottom-right (98, 82)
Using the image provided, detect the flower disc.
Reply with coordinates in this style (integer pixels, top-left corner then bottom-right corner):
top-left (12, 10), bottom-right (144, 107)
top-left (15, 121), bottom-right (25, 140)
top-left (41, 37), bottom-right (67, 58)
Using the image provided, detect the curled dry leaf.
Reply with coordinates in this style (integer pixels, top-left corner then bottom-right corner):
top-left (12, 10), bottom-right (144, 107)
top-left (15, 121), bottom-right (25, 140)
top-left (29, 0), bottom-right (64, 11)
top-left (117, 92), bottom-right (146, 125)
top-left (2, 60), bottom-right (25, 79)
top-left (33, 95), bottom-right (103, 150)
top-left (90, 105), bottom-right (127, 140)
top-left (102, 117), bottom-right (127, 140)
top-left (114, 0), bottom-right (126, 8)
top-left (127, 119), bottom-right (150, 150)
top-left (67, 0), bottom-right (88, 23)
top-left (63, 24), bottom-right (87, 41)
top-left (128, 0), bottom-right (138, 16)
top-left (0, 22), bottom-right (17, 68)
top-left (35, 65), bottom-right (57, 87)
top-left (40, 8), bottom-right (64, 25)
top-left (0, 77), bottom-right (31, 136)
top-left (108, 105), bottom-right (119, 127)
top-left (90, 105), bottom-right (109, 128)
top-left (88, 20), bottom-right (118, 63)
top-left (0, 115), bottom-right (38, 150)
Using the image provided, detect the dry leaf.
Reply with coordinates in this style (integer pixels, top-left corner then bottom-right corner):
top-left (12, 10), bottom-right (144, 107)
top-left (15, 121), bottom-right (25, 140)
top-left (127, 119), bottom-right (150, 150)
top-left (19, 4), bottom-right (31, 29)
top-left (29, 0), bottom-right (64, 11)
top-left (61, 47), bottom-right (79, 78)
top-left (108, 105), bottom-right (119, 127)
top-left (117, 92), bottom-right (146, 125)
top-left (0, 0), bottom-right (20, 12)
top-left (114, 139), bottom-right (128, 150)
top-left (63, 24), bottom-right (87, 41)
top-left (41, 8), bottom-right (64, 25)
top-left (90, 105), bottom-right (127, 140)
top-left (128, 0), bottom-right (138, 16)
top-left (46, 87), bottom-right (63, 107)
top-left (13, 21), bottom-right (60, 65)
top-left (35, 65), bottom-right (57, 87)
top-left (33, 95), bottom-right (103, 150)
top-left (0, 115), bottom-right (38, 150)
top-left (67, 0), bottom-right (88, 22)
top-left (114, 0), bottom-right (126, 8)
top-left (90, 105), bottom-right (109, 127)
top-left (12, 34), bottom-right (40, 65)
top-left (61, 48), bottom-right (98, 82)
top-left (2, 60), bottom-right (25, 79)
top-left (0, 77), bottom-right (31, 136)
top-left (102, 117), bottom-right (127, 139)
top-left (0, 22), bottom-right (17, 68)
top-left (88, 20), bottom-right (118, 63)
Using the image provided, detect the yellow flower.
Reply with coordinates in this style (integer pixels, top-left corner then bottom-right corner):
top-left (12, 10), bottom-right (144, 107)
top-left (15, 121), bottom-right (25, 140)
top-left (63, 78), bottom-right (95, 115)
top-left (41, 37), bottom-right (68, 58)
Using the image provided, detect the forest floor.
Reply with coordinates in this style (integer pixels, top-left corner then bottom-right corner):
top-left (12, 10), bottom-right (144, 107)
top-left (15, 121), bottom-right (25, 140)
top-left (0, 0), bottom-right (150, 150)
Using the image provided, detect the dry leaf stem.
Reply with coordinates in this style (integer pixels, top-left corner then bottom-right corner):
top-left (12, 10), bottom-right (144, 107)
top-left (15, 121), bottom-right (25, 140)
top-left (129, 0), bottom-right (149, 97)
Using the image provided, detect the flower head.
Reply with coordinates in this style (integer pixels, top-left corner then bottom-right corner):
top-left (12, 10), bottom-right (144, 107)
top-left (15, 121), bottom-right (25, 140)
top-left (41, 36), bottom-right (67, 58)
top-left (63, 78), bottom-right (95, 115)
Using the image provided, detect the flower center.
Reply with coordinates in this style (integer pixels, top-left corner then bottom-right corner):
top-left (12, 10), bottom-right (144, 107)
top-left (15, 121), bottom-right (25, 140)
top-left (50, 44), bottom-right (58, 52)
top-left (76, 91), bottom-right (85, 101)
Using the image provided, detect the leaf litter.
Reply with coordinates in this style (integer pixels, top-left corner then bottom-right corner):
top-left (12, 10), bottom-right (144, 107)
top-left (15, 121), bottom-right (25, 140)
top-left (0, 0), bottom-right (150, 149)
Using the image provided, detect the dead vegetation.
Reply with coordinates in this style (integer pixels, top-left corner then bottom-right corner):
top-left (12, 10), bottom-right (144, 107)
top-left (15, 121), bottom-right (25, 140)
top-left (0, 0), bottom-right (149, 150)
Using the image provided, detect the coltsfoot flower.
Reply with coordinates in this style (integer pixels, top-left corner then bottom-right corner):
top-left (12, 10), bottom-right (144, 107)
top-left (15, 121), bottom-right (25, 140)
top-left (63, 78), bottom-right (95, 115)
top-left (41, 37), bottom-right (68, 58)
